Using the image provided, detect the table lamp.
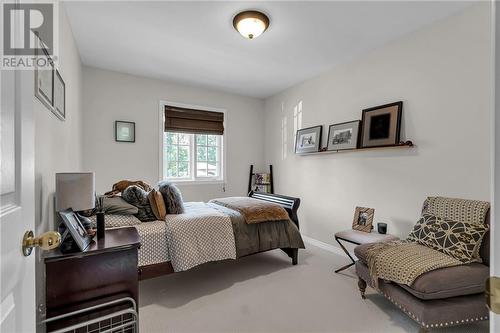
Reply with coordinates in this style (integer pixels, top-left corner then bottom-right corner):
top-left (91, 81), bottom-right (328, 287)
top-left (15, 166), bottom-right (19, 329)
top-left (55, 172), bottom-right (95, 213)
top-left (55, 172), bottom-right (96, 244)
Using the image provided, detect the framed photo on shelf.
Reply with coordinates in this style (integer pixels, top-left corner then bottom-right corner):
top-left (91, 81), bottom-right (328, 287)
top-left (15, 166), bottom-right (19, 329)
top-left (53, 70), bottom-right (66, 120)
top-left (295, 125), bottom-right (322, 154)
top-left (115, 121), bottom-right (136, 142)
top-left (327, 120), bottom-right (360, 151)
top-left (361, 101), bottom-right (402, 148)
top-left (352, 207), bottom-right (374, 233)
top-left (59, 209), bottom-right (93, 251)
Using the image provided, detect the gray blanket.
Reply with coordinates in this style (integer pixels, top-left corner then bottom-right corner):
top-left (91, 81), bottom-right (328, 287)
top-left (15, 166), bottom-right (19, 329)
top-left (209, 203), bottom-right (305, 258)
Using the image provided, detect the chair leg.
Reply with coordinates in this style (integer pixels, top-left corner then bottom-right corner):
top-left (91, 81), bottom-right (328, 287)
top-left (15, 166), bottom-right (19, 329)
top-left (358, 277), bottom-right (367, 299)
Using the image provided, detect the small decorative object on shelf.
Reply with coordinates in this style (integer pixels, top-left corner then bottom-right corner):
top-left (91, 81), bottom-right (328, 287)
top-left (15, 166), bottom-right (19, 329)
top-left (400, 140), bottom-right (413, 146)
top-left (377, 222), bottom-right (388, 234)
top-left (352, 207), bottom-right (375, 233)
top-left (295, 125), bottom-right (322, 154)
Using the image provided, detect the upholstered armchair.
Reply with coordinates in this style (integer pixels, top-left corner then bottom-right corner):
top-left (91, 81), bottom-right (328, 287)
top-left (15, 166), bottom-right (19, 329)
top-left (355, 197), bottom-right (490, 332)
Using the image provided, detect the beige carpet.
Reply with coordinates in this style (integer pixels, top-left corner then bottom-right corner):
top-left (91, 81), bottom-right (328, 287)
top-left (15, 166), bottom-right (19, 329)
top-left (139, 243), bottom-right (489, 333)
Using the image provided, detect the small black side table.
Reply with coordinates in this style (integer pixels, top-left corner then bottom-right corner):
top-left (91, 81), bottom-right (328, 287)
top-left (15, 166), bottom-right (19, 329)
top-left (334, 229), bottom-right (399, 273)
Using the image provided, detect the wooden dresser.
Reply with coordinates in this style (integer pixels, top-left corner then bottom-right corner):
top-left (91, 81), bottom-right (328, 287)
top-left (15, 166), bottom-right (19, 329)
top-left (44, 227), bottom-right (140, 332)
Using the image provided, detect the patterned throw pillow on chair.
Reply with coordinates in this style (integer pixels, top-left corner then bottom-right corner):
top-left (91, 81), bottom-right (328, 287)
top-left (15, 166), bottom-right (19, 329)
top-left (407, 213), bottom-right (488, 263)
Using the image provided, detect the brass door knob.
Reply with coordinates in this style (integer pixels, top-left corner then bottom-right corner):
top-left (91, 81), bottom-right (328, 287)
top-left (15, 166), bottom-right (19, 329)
top-left (22, 230), bottom-right (61, 256)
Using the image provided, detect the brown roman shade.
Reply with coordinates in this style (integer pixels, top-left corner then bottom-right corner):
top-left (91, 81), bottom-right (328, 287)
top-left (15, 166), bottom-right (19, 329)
top-left (164, 105), bottom-right (224, 135)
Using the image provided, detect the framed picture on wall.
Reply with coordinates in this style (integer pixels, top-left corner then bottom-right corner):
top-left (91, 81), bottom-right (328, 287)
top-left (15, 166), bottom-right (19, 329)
top-left (360, 101), bottom-right (402, 148)
top-left (53, 70), bottom-right (66, 120)
top-left (295, 125), bottom-right (322, 154)
top-left (115, 121), bottom-right (136, 142)
top-left (327, 120), bottom-right (360, 151)
top-left (34, 41), bottom-right (54, 111)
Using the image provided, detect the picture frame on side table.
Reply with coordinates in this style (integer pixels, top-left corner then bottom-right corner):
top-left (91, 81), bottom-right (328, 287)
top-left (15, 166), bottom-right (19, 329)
top-left (59, 209), bottom-right (93, 251)
top-left (327, 120), bottom-right (361, 151)
top-left (361, 101), bottom-right (402, 148)
top-left (352, 207), bottom-right (375, 233)
top-left (53, 70), bottom-right (66, 120)
top-left (295, 125), bottom-right (322, 154)
top-left (115, 121), bottom-right (136, 143)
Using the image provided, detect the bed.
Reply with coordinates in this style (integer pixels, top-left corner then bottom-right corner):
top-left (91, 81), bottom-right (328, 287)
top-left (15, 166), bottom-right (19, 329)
top-left (94, 191), bottom-right (304, 280)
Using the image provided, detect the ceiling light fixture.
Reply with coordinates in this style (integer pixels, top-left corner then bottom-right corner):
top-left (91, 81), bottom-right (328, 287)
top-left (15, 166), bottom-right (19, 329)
top-left (233, 10), bottom-right (270, 40)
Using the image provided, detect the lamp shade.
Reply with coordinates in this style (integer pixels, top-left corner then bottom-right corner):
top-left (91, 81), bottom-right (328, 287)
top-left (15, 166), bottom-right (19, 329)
top-left (55, 172), bottom-right (95, 212)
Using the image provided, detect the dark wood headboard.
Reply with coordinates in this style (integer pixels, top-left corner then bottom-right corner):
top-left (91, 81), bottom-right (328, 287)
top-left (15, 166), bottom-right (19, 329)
top-left (248, 191), bottom-right (300, 229)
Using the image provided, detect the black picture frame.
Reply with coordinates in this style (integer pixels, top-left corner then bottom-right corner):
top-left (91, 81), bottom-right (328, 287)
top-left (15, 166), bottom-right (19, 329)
top-left (115, 121), bottom-right (136, 143)
top-left (360, 101), bottom-right (403, 148)
top-left (53, 70), bottom-right (65, 120)
top-left (295, 125), bottom-right (322, 154)
top-left (59, 209), bottom-right (93, 251)
top-left (327, 120), bottom-right (361, 151)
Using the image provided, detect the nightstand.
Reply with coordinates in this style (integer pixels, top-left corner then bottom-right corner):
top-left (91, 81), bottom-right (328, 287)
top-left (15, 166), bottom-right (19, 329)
top-left (44, 227), bottom-right (140, 332)
top-left (334, 229), bottom-right (399, 273)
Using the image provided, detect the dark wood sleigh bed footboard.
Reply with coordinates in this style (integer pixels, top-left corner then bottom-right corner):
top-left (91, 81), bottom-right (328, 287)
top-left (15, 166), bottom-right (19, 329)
top-left (138, 192), bottom-right (301, 280)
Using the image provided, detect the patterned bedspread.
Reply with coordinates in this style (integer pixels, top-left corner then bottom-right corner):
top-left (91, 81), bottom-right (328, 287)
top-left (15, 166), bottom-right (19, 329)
top-left (98, 201), bottom-right (304, 271)
top-left (165, 202), bottom-right (236, 272)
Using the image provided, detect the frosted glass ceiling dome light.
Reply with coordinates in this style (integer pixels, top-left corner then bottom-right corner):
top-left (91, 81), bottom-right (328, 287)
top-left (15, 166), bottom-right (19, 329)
top-left (233, 10), bottom-right (270, 39)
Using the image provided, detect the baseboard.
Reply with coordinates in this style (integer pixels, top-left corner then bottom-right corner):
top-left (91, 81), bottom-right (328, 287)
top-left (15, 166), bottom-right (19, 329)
top-left (302, 235), bottom-right (346, 256)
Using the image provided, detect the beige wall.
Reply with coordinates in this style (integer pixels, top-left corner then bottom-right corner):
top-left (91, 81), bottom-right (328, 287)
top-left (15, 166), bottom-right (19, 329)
top-left (82, 67), bottom-right (265, 200)
top-left (35, 5), bottom-right (83, 234)
top-left (263, 4), bottom-right (492, 243)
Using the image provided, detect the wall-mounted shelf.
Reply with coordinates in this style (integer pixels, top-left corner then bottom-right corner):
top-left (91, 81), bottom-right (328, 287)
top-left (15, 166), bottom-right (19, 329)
top-left (297, 141), bottom-right (414, 156)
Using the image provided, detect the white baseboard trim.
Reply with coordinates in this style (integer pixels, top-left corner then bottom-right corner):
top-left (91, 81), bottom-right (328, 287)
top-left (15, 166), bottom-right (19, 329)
top-left (302, 235), bottom-right (346, 256)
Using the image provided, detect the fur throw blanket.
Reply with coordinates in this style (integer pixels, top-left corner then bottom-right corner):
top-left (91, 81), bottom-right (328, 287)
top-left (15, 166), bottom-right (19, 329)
top-left (105, 180), bottom-right (152, 197)
top-left (209, 197), bottom-right (289, 224)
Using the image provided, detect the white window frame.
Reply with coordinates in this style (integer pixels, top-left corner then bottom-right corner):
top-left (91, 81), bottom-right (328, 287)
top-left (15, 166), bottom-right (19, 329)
top-left (158, 100), bottom-right (226, 185)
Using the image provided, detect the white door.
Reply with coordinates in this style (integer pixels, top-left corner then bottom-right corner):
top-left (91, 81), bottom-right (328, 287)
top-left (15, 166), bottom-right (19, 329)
top-left (0, 6), bottom-right (36, 333)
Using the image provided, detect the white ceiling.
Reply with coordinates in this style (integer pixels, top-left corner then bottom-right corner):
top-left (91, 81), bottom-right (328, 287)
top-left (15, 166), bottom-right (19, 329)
top-left (64, 1), bottom-right (473, 98)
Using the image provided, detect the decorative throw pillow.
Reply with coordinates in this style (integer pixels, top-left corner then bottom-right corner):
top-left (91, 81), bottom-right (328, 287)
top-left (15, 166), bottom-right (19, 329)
top-left (122, 185), bottom-right (156, 222)
top-left (100, 196), bottom-right (139, 215)
top-left (407, 213), bottom-right (489, 263)
top-left (148, 189), bottom-right (167, 220)
top-left (158, 181), bottom-right (185, 214)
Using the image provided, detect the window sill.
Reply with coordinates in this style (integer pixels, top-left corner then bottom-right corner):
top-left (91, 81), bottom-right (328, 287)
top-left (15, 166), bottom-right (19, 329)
top-left (165, 180), bottom-right (224, 186)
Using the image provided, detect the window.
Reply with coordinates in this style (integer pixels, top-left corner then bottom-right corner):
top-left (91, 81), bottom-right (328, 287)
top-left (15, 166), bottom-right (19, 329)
top-left (195, 134), bottom-right (221, 177)
top-left (162, 103), bottom-right (224, 182)
top-left (163, 132), bottom-right (223, 181)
